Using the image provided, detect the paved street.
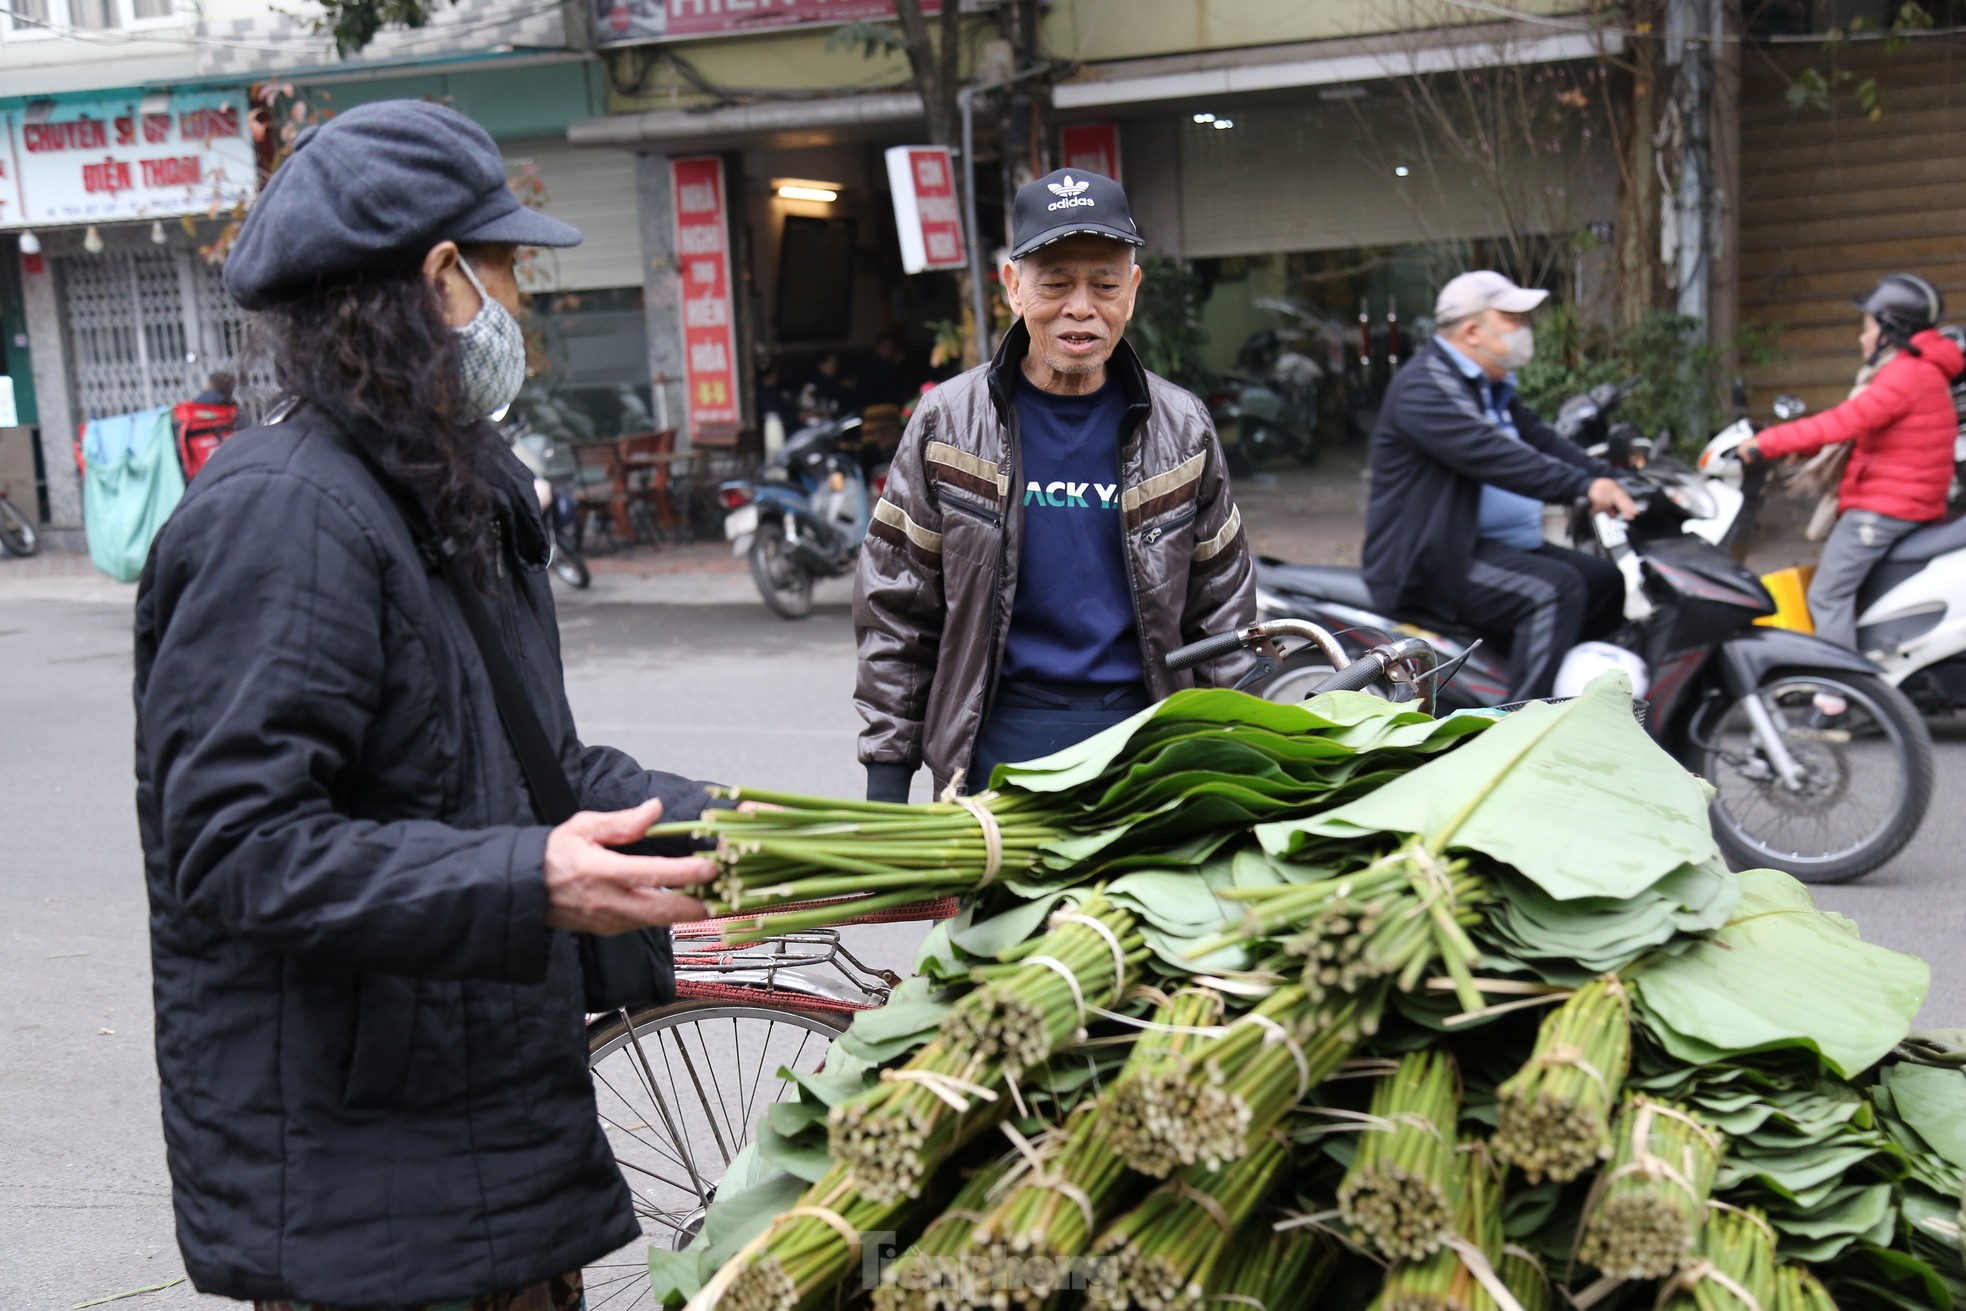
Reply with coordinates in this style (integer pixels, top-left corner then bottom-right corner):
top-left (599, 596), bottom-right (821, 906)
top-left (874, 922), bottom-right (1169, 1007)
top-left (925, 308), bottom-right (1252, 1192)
top-left (6, 545), bottom-right (1965, 1308)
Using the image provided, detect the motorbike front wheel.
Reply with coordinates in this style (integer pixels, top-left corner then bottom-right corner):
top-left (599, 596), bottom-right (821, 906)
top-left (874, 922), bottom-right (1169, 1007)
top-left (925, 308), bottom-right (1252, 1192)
top-left (750, 520), bottom-right (814, 620)
top-left (0, 497), bottom-right (37, 557)
top-left (1692, 671), bottom-right (1934, 884)
top-left (551, 545), bottom-right (591, 589)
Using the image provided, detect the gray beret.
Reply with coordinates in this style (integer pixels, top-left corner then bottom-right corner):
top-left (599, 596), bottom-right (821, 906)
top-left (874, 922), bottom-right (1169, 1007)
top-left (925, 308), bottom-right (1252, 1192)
top-left (223, 100), bottom-right (581, 310)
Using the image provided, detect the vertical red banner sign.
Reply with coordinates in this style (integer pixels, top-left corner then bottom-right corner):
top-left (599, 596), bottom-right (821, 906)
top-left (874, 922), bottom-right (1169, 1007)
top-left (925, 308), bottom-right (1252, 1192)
top-left (883, 145), bottom-right (966, 274)
top-left (1059, 123), bottom-right (1121, 184)
top-left (671, 155), bottom-right (741, 428)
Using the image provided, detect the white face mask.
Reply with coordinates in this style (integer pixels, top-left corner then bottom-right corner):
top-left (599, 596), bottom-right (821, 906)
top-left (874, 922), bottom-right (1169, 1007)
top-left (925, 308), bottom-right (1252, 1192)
top-left (1492, 324), bottom-right (1535, 372)
top-left (453, 258), bottom-right (526, 422)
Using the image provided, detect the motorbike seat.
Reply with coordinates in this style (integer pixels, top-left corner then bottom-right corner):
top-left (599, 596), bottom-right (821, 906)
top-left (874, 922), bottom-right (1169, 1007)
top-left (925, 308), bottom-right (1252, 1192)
top-left (1883, 513), bottom-right (1966, 565)
top-left (1257, 558), bottom-right (1377, 609)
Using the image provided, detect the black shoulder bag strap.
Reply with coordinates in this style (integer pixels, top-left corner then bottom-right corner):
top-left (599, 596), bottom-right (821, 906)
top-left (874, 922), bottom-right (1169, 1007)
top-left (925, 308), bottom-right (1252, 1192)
top-left (434, 544), bottom-right (580, 826)
top-left (317, 411), bottom-right (674, 1010)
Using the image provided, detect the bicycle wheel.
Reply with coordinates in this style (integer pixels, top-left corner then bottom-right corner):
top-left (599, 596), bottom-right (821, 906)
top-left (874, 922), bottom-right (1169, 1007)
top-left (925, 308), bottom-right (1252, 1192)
top-left (0, 497), bottom-right (37, 557)
top-left (584, 999), bottom-right (848, 1311)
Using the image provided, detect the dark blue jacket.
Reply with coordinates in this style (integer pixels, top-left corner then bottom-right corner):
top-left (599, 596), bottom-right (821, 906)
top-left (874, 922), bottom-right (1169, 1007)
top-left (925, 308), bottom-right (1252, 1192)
top-left (133, 410), bottom-right (709, 1304)
top-left (1362, 339), bottom-right (1609, 621)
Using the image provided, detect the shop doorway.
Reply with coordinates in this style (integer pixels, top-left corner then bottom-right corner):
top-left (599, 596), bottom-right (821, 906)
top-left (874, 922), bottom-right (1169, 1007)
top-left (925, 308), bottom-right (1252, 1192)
top-left (57, 249), bottom-right (267, 421)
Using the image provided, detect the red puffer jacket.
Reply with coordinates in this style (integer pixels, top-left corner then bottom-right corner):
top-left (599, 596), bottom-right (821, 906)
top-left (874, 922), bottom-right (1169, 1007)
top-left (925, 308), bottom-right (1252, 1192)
top-left (1757, 329), bottom-right (1965, 523)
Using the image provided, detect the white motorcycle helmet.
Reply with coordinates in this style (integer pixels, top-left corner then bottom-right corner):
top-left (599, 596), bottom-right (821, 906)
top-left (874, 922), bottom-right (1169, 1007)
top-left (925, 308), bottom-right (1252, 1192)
top-left (1553, 642), bottom-right (1650, 701)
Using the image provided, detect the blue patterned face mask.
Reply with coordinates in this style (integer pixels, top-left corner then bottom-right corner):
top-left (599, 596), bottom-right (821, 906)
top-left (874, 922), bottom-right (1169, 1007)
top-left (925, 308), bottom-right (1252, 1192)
top-left (452, 257), bottom-right (526, 421)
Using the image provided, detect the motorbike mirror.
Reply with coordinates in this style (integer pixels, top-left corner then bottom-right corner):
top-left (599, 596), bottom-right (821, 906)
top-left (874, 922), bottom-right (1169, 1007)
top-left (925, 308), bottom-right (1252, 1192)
top-left (1772, 394), bottom-right (1808, 421)
top-left (1653, 427), bottom-right (1673, 456)
top-left (1730, 377), bottom-right (1749, 416)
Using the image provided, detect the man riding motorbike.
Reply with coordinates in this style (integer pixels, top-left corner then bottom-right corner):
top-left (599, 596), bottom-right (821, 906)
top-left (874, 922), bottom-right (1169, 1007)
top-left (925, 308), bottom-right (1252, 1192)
top-left (1362, 271), bottom-right (1636, 702)
top-left (1739, 273), bottom-right (1965, 651)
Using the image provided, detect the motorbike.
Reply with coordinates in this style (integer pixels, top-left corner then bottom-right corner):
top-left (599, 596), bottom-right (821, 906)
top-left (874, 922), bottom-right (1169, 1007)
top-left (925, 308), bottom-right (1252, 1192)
top-left (722, 412), bottom-right (873, 620)
top-left (1696, 389), bottom-right (1966, 720)
top-left (505, 417), bottom-right (591, 590)
top-left (1253, 457), bottom-right (1935, 885)
top-left (1210, 302), bottom-right (1334, 474)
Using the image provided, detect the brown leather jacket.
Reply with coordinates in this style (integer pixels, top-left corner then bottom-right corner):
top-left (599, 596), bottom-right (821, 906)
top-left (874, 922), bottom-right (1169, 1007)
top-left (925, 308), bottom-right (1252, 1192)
top-left (853, 322), bottom-right (1259, 798)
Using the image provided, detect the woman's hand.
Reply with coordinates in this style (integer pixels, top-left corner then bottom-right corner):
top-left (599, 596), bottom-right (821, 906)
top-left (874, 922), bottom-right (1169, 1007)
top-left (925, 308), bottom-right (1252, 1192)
top-left (544, 797), bottom-right (716, 935)
top-left (1737, 437), bottom-right (1763, 465)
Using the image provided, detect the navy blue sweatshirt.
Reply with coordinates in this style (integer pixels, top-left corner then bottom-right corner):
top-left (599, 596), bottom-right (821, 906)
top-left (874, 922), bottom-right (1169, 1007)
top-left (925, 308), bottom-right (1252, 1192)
top-left (1002, 373), bottom-right (1141, 685)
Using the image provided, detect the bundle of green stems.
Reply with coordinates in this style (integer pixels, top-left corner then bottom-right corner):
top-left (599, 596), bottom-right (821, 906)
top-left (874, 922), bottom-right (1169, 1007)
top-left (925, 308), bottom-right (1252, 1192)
top-left (940, 897), bottom-right (1147, 1079)
top-left (1499, 1245), bottom-right (1552, 1311)
top-left (1339, 1051), bottom-right (1463, 1262)
top-left (834, 902), bottom-right (1141, 1204)
top-left (1208, 1227), bottom-right (1337, 1310)
top-left (1773, 1264), bottom-right (1840, 1311)
top-left (1086, 1132), bottom-right (1293, 1311)
top-left (717, 1164), bottom-right (916, 1311)
top-left (648, 788), bottom-right (1060, 939)
top-left (871, 1151), bottom-right (1019, 1311)
top-left (1371, 1145), bottom-right (1503, 1311)
top-left (1109, 984), bottom-right (1376, 1177)
top-left (1576, 1097), bottom-right (1725, 1280)
top-left (1493, 976), bottom-right (1633, 1183)
top-left (1656, 1207), bottom-right (1778, 1311)
top-left (1101, 988), bottom-right (1234, 1179)
top-left (971, 1104), bottom-right (1140, 1311)
top-left (1199, 840), bottom-right (1490, 1015)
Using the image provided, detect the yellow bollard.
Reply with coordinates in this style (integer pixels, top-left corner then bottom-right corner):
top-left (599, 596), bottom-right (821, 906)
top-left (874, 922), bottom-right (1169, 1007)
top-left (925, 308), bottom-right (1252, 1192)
top-left (1755, 565), bottom-right (1815, 633)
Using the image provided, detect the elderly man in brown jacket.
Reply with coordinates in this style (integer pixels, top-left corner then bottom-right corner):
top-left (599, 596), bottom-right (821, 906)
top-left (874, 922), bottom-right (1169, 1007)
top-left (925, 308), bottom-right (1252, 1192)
top-left (854, 168), bottom-right (1259, 803)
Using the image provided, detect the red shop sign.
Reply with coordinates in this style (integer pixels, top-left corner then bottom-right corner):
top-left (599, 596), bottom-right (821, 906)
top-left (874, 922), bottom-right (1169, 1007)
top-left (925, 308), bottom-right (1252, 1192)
top-left (883, 145), bottom-right (966, 275)
top-left (671, 155), bottom-right (741, 428)
top-left (1059, 123), bottom-right (1121, 185)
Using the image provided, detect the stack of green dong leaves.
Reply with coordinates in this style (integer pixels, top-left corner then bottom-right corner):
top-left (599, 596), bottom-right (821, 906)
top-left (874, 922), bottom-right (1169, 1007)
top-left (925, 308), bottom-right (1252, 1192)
top-left (649, 675), bottom-right (1966, 1311)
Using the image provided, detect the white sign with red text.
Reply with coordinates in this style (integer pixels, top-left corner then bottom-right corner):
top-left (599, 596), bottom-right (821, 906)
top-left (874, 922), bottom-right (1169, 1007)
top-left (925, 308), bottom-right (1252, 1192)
top-left (0, 91), bottom-right (255, 231)
top-left (884, 145), bottom-right (966, 275)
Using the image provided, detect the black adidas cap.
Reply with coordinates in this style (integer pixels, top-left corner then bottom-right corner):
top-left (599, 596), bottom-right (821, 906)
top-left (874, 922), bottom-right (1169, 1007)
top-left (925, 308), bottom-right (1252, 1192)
top-left (1008, 167), bottom-right (1145, 261)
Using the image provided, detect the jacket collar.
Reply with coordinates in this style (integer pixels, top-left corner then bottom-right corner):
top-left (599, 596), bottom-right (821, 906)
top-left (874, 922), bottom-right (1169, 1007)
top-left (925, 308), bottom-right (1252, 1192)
top-left (1429, 336), bottom-right (1515, 408)
top-left (986, 318), bottom-right (1154, 431)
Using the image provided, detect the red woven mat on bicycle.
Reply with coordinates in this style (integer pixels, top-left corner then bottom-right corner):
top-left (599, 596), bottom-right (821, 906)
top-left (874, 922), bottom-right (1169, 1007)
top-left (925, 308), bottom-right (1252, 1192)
top-left (672, 978), bottom-right (869, 1015)
top-left (673, 895), bottom-right (960, 939)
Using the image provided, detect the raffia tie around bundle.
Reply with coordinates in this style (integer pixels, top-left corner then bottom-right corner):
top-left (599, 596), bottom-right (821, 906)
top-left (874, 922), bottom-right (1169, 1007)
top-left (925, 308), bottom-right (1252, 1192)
top-left (1602, 1101), bottom-right (1720, 1203)
top-left (1655, 1258), bottom-right (1764, 1311)
top-left (999, 1121), bottom-right (1098, 1237)
top-left (938, 776), bottom-right (1004, 888)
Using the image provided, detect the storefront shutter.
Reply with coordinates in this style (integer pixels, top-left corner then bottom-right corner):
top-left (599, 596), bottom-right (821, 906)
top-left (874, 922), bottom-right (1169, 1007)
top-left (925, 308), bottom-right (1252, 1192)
top-left (502, 138), bottom-right (644, 293)
top-left (59, 249), bottom-right (270, 421)
top-left (1173, 95), bottom-right (1613, 260)
top-left (1739, 40), bottom-right (1966, 417)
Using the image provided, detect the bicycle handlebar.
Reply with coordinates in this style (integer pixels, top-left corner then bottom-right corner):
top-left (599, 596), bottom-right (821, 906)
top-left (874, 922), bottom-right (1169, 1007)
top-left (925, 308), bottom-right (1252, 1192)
top-left (1167, 621), bottom-right (1441, 714)
top-left (1164, 629), bottom-right (1254, 672)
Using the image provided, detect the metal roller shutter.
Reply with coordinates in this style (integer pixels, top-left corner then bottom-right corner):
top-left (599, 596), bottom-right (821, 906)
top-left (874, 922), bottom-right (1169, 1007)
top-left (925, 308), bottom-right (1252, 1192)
top-left (502, 138), bottom-right (644, 292)
top-left (60, 249), bottom-right (269, 421)
top-left (1174, 92), bottom-right (1616, 260)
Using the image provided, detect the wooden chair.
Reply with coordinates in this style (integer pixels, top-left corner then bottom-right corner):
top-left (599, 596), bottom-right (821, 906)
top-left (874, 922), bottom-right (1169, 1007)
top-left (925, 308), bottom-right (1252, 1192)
top-left (616, 428), bottom-right (688, 539)
top-left (571, 440), bottom-right (632, 546)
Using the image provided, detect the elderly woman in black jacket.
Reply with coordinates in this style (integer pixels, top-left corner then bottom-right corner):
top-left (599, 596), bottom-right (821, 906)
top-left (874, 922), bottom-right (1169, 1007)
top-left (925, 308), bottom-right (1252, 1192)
top-left (134, 101), bottom-right (714, 1310)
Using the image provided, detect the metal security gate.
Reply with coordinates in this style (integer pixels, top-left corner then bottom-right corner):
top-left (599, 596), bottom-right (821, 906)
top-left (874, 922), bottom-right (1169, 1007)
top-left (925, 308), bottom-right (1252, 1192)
top-left (58, 249), bottom-right (269, 422)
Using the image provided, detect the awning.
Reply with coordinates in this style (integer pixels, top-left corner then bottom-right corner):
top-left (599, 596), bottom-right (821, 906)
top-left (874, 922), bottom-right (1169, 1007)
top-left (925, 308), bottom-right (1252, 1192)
top-left (1053, 21), bottom-right (1622, 113)
top-left (569, 90), bottom-right (925, 152)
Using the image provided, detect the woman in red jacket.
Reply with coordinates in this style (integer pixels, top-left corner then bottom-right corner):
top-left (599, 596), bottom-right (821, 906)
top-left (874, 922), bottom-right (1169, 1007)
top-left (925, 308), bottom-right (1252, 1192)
top-left (1742, 273), bottom-right (1964, 650)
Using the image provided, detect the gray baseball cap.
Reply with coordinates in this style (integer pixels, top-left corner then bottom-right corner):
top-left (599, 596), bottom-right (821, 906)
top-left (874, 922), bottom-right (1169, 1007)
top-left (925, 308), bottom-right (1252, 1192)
top-left (224, 100), bottom-right (581, 310)
top-left (1434, 271), bottom-right (1548, 322)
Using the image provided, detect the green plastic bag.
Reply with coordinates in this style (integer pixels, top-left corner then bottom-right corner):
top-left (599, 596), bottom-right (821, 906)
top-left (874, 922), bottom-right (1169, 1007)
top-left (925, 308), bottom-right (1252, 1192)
top-left (83, 407), bottom-right (184, 583)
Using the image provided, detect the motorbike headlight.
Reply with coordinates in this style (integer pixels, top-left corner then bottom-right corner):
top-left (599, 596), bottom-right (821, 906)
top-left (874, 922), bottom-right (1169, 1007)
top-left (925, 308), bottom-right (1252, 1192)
top-left (1664, 479), bottom-right (1718, 520)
